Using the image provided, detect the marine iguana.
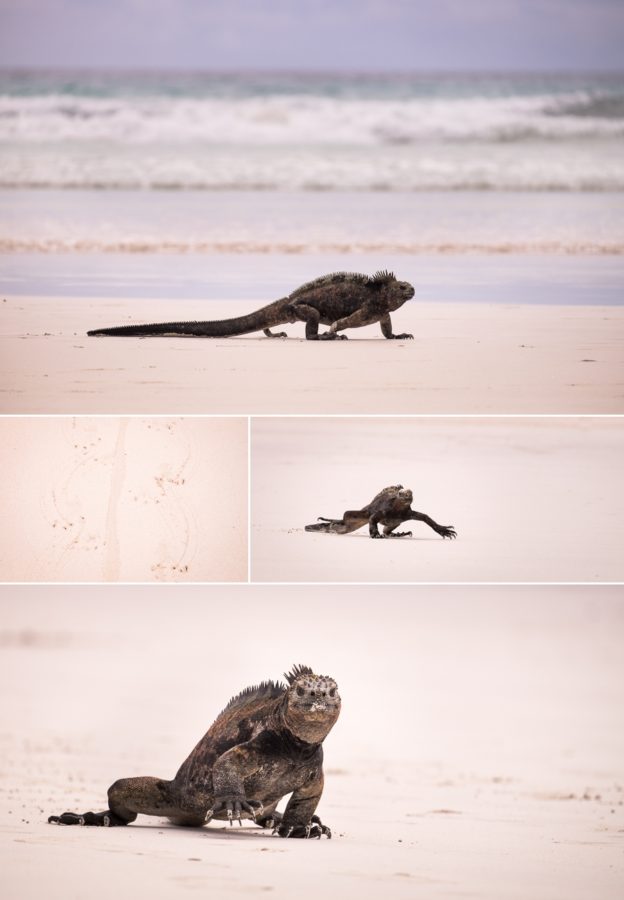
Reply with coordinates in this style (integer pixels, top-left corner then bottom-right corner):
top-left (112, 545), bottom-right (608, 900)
top-left (48, 665), bottom-right (340, 839)
top-left (305, 485), bottom-right (457, 540)
top-left (87, 270), bottom-right (415, 340)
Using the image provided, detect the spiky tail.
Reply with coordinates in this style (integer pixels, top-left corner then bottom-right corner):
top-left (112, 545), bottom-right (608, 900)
top-left (88, 300), bottom-right (287, 337)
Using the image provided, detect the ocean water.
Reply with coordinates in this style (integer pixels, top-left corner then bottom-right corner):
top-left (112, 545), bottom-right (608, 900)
top-left (1, 71), bottom-right (623, 265)
top-left (1, 70), bottom-right (624, 192)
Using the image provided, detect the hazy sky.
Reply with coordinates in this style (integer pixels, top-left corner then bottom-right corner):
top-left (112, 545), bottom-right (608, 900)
top-left (1, 0), bottom-right (623, 71)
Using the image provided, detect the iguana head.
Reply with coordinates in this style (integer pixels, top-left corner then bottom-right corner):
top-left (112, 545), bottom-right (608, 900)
top-left (387, 279), bottom-right (415, 310)
top-left (282, 665), bottom-right (341, 744)
top-left (397, 487), bottom-right (413, 503)
top-left (368, 270), bottom-right (415, 311)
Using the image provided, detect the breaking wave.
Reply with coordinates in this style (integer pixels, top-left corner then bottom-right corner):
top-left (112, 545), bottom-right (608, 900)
top-left (1, 90), bottom-right (624, 145)
top-left (1, 71), bottom-right (623, 191)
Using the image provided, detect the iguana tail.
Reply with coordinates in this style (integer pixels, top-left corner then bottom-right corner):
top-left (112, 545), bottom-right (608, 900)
top-left (305, 518), bottom-right (342, 534)
top-left (88, 300), bottom-right (288, 337)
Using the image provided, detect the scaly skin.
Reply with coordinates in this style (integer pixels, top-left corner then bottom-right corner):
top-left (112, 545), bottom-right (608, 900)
top-left (305, 485), bottom-right (457, 540)
top-left (48, 666), bottom-right (340, 839)
top-left (87, 271), bottom-right (415, 340)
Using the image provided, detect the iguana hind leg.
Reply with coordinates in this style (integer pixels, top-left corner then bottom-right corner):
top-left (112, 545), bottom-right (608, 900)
top-left (49, 776), bottom-right (205, 827)
top-left (292, 303), bottom-right (347, 340)
top-left (305, 510), bottom-right (368, 534)
top-left (263, 328), bottom-right (288, 338)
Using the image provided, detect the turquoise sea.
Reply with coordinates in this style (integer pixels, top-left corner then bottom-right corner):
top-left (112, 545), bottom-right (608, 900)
top-left (1, 70), bottom-right (622, 301)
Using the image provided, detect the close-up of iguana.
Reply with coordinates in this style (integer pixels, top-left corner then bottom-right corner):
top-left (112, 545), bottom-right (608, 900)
top-left (87, 270), bottom-right (415, 340)
top-left (48, 665), bottom-right (340, 839)
top-left (305, 485), bottom-right (457, 540)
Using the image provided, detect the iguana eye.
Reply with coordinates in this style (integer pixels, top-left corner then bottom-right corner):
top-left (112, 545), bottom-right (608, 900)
top-left (329, 688), bottom-right (336, 698)
top-left (296, 686), bottom-right (305, 697)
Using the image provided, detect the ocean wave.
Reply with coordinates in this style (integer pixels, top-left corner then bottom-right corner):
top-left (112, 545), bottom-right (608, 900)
top-left (1, 91), bottom-right (624, 145)
top-left (1, 156), bottom-right (623, 192)
top-left (1, 237), bottom-right (622, 255)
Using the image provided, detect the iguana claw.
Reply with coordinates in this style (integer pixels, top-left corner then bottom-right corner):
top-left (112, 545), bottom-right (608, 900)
top-left (275, 816), bottom-right (331, 839)
top-left (209, 796), bottom-right (261, 825)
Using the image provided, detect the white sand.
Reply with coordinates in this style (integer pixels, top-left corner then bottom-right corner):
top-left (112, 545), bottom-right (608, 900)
top-left (1, 296), bottom-right (623, 413)
top-left (0, 417), bottom-right (248, 582)
top-left (1, 586), bottom-right (622, 900)
top-left (251, 417), bottom-right (624, 583)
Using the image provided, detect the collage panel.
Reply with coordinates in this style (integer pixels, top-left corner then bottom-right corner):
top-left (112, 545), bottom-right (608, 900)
top-left (0, 416), bottom-right (248, 583)
top-left (251, 416), bottom-right (624, 583)
top-left (1, 585), bottom-right (623, 899)
top-left (2, 255), bottom-right (623, 416)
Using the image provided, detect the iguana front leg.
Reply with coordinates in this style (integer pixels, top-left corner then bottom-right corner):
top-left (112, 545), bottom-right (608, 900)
top-left (276, 773), bottom-right (330, 839)
top-left (379, 313), bottom-right (413, 340)
top-left (210, 744), bottom-right (263, 825)
top-left (410, 510), bottom-right (457, 539)
top-left (326, 306), bottom-right (375, 337)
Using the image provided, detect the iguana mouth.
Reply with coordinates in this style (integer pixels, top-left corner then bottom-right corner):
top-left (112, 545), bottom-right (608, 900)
top-left (308, 700), bottom-right (331, 713)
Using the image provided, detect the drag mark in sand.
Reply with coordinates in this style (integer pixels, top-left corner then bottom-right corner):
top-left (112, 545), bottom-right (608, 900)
top-left (102, 419), bottom-right (128, 581)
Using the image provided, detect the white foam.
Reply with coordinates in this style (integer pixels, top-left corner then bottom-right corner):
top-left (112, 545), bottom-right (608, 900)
top-left (1, 91), bottom-right (623, 145)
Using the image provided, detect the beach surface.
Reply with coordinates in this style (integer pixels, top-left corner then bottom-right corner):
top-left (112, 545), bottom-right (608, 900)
top-left (2, 293), bottom-right (623, 414)
top-left (0, 417), bottom-right (247, 582)
top-left (1, 586), bottom-right (622, 900)
top-left (251, 417), bottom-right (624, 583)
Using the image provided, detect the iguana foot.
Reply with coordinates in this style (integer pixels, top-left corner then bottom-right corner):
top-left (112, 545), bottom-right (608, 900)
top-left (370, 532), bottom-right (385, 539)
top-left (438, 526), bottom-right (457, 539)
top-left (263, 329), bottom-right (288, 338)
top-left (387, 530), bottom-right (412, 538)
top-left (257, 810), bottom-right (282, 829)
top-left (317, 332), bottom-right (348, 341)
top-left (208, 796), bottom-right (262, 826)
top-left (275, 815), bottom-right (331, 839)
top-left (388, 332), bottom-right (413, 339)
top-left (48, 810), bottom-right (127, 826)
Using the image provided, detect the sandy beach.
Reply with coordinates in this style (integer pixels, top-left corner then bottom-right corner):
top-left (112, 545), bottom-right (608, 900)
top-left (251, 417), bottom-right (624, 583)
top-left (1, 586), bottom-right (622, 900)
top-left (1, 294), bottom-right (623, 414)
top-left (0, 417), bottom-right (248, 582)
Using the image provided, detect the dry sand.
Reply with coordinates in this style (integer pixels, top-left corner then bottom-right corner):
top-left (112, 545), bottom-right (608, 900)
top-left (1, 586), bottom-right (622, 900)
top-left (251, 417), bottom-right (624, 583)
top-left (0, 417), bottom-right (248, 582)
top-left (1, 296), bottom-right (623, 414)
